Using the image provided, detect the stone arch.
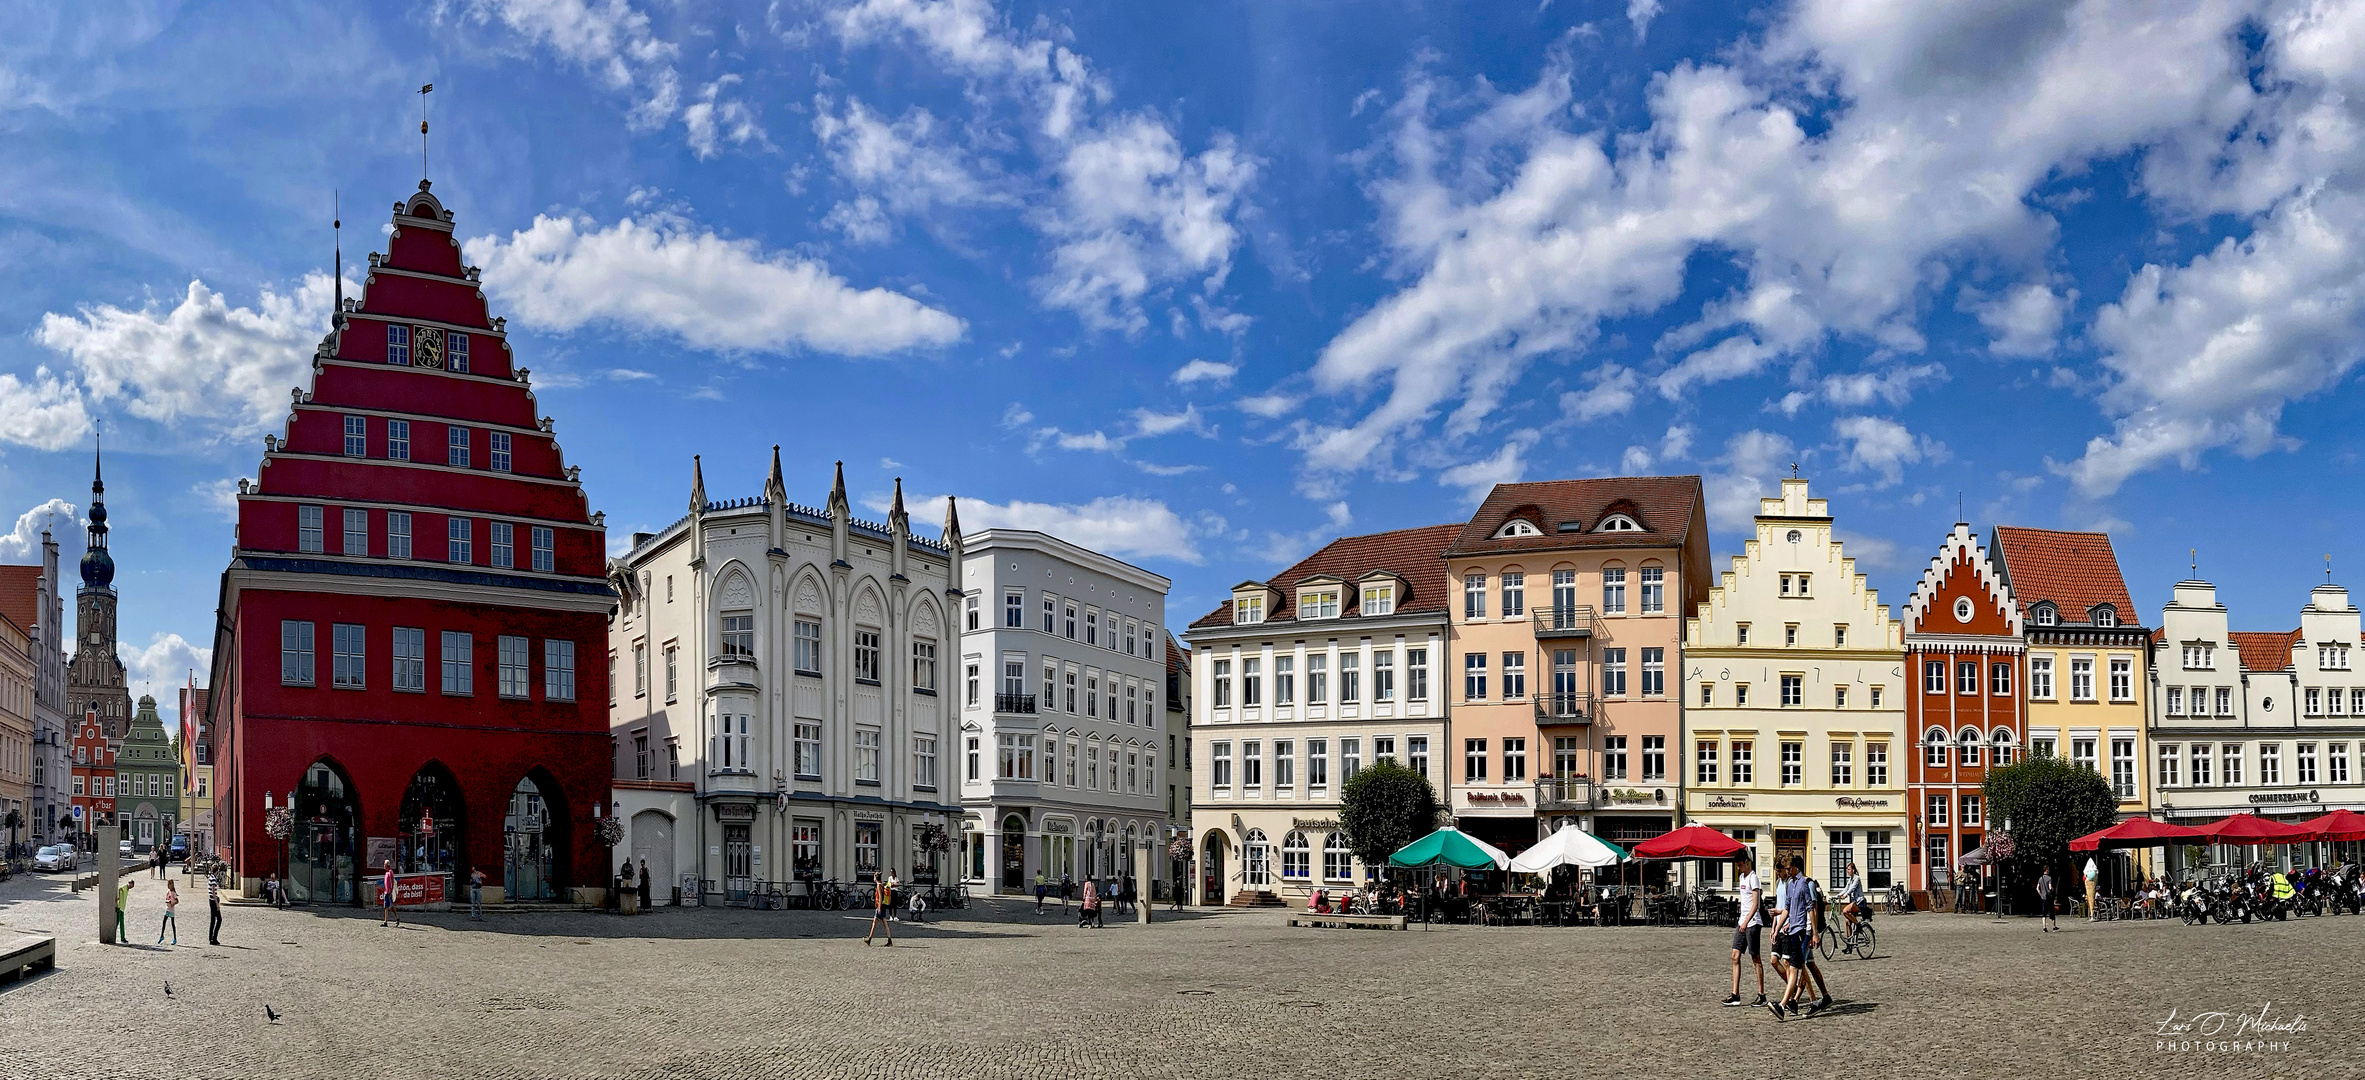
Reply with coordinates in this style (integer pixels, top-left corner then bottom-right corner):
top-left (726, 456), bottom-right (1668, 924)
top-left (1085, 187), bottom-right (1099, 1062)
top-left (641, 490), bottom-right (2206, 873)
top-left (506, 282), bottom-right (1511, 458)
top-left (291, 755), bottom-right (363, 906)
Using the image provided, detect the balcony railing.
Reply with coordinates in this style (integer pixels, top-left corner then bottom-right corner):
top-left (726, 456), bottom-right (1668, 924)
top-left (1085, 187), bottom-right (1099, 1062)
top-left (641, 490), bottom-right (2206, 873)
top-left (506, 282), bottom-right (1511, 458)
top-left (1535, 692), bottom-right (1593, 724)
top-left (996, 693), bottom-right (1038, 715)
top-left (1536, 777), bottom-right (1593, 810)
top-left (1534, 604), bottom-right (1597, 638)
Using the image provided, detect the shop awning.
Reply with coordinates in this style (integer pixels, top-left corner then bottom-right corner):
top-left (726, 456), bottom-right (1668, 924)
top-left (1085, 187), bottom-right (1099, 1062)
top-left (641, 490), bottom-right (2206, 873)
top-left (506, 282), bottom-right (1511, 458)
top-left (2297, 808), bottom-right (2365, 843)
top-left (1628, 824), bottom-right (1743, 860)
top-left (2070, 818), bottom-right (2204, 852)
top-left (2194, 813), bottom-right (2314, 845)
top-left (1387, 827), bottom-right (1511, 871)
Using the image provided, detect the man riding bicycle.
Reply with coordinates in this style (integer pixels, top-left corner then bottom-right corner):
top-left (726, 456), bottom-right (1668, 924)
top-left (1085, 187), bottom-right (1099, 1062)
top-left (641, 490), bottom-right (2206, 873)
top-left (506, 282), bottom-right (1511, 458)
top-left (1838, 861), bottom-right (1869, 935)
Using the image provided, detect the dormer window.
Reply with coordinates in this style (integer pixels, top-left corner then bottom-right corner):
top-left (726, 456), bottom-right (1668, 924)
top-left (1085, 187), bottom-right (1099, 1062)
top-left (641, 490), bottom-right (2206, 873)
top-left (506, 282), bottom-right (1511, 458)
top-left (1594, 514), bottom-right (1643, 533)
top-left (1361, 582), bottom-right (1395, 617)
top-left (2031, 603), bottom-right (2057, 626)
top-left (1234, 595), bottom-right (1265, 625)
top-left (1299, 587), bottom-right (1342, 620)
top-left (2090, 605), bottom-right (2116, 627)
top-left (1493, 518), bottom-right (1542, 539)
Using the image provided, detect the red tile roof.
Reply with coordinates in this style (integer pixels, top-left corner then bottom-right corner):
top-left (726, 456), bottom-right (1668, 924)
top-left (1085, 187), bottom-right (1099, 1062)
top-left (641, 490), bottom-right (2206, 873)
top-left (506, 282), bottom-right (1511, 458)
top-left (0, 564), bottom-right (41, 639)
top-left (2230, 630), bottom-right (2300, 673)
top-left (1190, 522), bottom-right (1462, 630)
top-left (1989, 526), bottom-right (2137, 626)
top-left (1445, 476), bottom-right (1703, 558)
top-left (1165, 631), bottom-right (1189, 678)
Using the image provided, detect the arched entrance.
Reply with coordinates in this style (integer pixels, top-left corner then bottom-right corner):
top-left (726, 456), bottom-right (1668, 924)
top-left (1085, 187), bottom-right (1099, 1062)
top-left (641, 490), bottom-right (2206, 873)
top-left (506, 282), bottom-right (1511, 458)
top-left (1243, 828), bottom-right (1272, 888)
top-left (503, 772), bottom-right (568, 902)
top-left (999, 814), bottom-right (1026, 891)
top-left (398, 763), bottom-right (466, 880)
top-left (290, 759), bottom-right (361, 905)
top-left (631, 810), bottom-right (674, 906)
top-left (1200, 831), bottom-right (1229, 905)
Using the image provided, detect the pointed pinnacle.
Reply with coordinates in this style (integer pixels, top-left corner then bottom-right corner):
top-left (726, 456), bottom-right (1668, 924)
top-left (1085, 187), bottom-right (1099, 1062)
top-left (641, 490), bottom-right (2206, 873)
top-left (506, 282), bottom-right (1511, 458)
top-left (690, 454), bottom-right (707, 512)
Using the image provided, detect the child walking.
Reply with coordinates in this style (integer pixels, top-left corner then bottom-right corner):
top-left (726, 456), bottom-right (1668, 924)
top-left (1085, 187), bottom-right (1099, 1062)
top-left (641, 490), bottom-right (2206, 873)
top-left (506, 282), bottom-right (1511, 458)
top-left (158, 880), bottom-right (180, 945)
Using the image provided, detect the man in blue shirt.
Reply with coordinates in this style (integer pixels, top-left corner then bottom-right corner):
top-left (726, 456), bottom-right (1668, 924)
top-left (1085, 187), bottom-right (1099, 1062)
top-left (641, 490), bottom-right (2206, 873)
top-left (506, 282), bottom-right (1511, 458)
top-left (1766, 860), bottom-right (1812, 1019)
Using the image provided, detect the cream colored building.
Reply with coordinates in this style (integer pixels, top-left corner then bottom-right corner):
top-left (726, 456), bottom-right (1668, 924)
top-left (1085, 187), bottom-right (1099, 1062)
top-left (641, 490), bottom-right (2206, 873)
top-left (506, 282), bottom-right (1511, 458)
top-left (0, 612), bottom-right (30, 847)
top-left (1684, 479), bottom-right (1905, 890)
top-left (1188, 524), bottom-right (1456, 906)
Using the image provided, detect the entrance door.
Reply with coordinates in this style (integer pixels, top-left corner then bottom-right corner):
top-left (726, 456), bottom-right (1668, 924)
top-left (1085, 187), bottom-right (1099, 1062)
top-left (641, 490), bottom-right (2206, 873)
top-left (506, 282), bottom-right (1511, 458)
top-left (631, 811), bottom-right (674, 905)
top-left (291, 760), bottom-right (360, 905)
top-left (723, 823), bottom-right (752, 901)
top-left (1775, 829), bottom-right (1809, 882)
top-left (503, 779), bottom-right (557, 901)
top-left (1000, 816), bottom-right (1026, 891)
top-left (1243, 828), bottom-right (1271, 888)
top-left (1201, 833), bottom-right (1227, 905)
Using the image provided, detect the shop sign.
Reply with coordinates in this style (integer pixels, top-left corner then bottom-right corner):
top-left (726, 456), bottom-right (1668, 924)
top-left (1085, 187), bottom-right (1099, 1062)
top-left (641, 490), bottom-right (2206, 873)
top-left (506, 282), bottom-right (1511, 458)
top-left (365, 836), bottom-right (398, 872)
top-left (1292, 818), bottom-right (1343, 830)
top-left (1603, 788), bottom-right (1664, 805)
top-left (714, 803), bottom-right (756, 822)
top-left (1706, 794), bottom-right (1748, 809)
top-left (2250, 790), bottom-right (2321, 805)
top-left (389, 872), bottom-right (446, 908)
top-left (1044, 819), bottom-right (1073, 834)
top-left (1836, 797), bottom-right (1891, 809)
top-left (1466, 791), bottom-right (1528, 805)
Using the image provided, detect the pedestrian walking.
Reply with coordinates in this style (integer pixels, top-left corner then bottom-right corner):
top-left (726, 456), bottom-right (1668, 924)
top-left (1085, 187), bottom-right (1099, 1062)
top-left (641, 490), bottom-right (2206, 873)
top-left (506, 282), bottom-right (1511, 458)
top-left (1061, 873), bottom-right (1073, 911)
top-left (638, 859), bottom-right (652, 913)
top-left (1723, 850), bottom-right (1766, 1008)
top-left (469, 867), bottom-right (486, 921)
top-left (157, 879), bottom-right (179, 945)
top-left (1034, 870), bottom-right (1047, 914)
top-left (206, 870), bottom-right (223, 945)
top-left (1765, 860), bottom-right (1810, 1020)
top-left (114, 879), bottom-right (133, 943)
top-left (1079, 878), bottom-right (1098, 929)
top-left (864, 874), bottom-right (896, 946)
top-left (1789, 855), bottom-right (1834, 1014)
top-left (2037, 868), bottom-right (2058, 932)
top-left (1121, 876), bottom-right (1137, 917)
top-left (379, 862), bottom-right (401, 927)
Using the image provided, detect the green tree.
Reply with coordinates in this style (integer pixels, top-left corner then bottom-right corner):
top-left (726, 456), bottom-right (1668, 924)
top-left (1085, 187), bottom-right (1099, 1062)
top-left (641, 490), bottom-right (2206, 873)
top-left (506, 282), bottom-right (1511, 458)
top-left (1339, 761), bottom-right (1442, 870)
top-left (1983, 755), bottom-right (2119, 882)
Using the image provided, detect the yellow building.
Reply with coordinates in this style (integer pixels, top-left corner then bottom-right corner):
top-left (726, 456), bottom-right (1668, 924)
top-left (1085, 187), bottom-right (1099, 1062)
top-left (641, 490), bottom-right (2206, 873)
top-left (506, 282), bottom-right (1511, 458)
top-left (1684, 479), bottom-right (1905, 891)
top-left (1989, 529), bottom-right (2150, 828)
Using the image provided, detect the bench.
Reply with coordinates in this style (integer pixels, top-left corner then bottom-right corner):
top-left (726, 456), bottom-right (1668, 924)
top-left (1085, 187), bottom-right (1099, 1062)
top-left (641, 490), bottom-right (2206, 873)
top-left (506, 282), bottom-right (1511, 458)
top-left (0, 931), bottom-right (55, 984)
top-left (1285, 913), bottom-right (1408, 930)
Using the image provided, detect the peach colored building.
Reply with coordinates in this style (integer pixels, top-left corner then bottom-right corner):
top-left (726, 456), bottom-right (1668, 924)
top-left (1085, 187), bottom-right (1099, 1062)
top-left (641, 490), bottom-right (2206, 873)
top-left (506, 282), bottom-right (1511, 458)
top-left (1440, 477), bottom-right (1710, 857)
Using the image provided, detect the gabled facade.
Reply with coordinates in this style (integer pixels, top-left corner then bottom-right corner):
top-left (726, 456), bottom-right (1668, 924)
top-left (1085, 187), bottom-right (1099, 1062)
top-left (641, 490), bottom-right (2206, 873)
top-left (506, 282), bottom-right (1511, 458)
top-left (69, 706), bottom-right (113, 842)
top-left (210, 181), bottom-right (615, 904)
top-left (2151, 579), bottom-right (2365, 846)
top-left (1903, 524), bottom-right (2024, 901)
top-left (1189, 523), bottom-right (1458, 906)
top-left (608, 455), bottom-right (960, 903)
top-left (0, 611), bottom-right (29, 847)
top-left (1440, 476), bottom-right (1712, 856)
top-left (116, 695), bottom-right (180, 852)
top-left (953, 528), bottom-right (1172, 894)
top-left (1684, 478), bottom-right (1904, 894)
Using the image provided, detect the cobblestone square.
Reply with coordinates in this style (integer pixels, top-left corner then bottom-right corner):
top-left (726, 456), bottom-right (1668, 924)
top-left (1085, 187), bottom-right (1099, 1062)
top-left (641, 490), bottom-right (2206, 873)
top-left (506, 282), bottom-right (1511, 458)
top-left (1, 871), bottom-right (2356, 1080)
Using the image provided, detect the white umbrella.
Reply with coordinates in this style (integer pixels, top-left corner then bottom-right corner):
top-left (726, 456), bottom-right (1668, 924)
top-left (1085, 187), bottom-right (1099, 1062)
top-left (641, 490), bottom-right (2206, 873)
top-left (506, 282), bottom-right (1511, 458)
top-left (1508, 822), bottom-right (1626, 873)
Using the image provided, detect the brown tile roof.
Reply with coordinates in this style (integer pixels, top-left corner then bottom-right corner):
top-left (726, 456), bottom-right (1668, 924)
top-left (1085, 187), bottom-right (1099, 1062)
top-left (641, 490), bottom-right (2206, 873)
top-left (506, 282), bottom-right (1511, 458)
top-left (0, 564), bottom-right (41, 638)
top-left (2230, 630), bottom-right (2300, 673)
top-left (1164, 631), bottom-right (1189, 678)
top-left (1444, 475), bottom-right (1703, 558)
top-left (1189, 522), bottom-right (1463, 630)
top-left (1989, 526), bottom-right (2138, 626)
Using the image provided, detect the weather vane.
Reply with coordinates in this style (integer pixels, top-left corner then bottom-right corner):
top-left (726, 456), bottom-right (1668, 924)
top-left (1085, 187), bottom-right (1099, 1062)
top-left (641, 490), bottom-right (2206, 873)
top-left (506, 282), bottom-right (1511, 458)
top-left (1789, 462), bottom-right (1798, 478)
top-left (419, 83), bottom-right (434, 181)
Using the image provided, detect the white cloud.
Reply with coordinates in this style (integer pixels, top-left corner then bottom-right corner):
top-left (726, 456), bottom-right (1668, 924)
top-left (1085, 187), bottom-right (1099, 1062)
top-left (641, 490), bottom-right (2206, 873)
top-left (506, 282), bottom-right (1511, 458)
top-left (1437, 429), bottom-right (1540, 503)
top-left (1833, 415), bottom-right (1945, 487)
top-left (1236, 391), bottom-right (1300, 418)
top-left (469, 214), bottom-right (964, 356)
top-left (1302, 2), bottom-right (2271, 484)
top-left (1818, 363), bottom-right (1948, 410)
top-left (36, 273), bottom-right (336, 442)
top-left (1561, 364), bottom-right (1640, 422)
top-left (0, 498), bottom-right (78, 562)
top-left (1704, 430), bottom-right (1796, 530)
top-left (123, 632), bottom-right (210, 720)
top-left (1128, 404), bottom-right (1212, 439)
top-left (683, 75), bottom-right (767, 159)
top-left (606, 368), bottom-right (657, 381)
top-left (191, 479), bottom-right (240, 523)
top-left (1660, 424), bottom-right (1695, 462)
top-left (1171, 359), bottom-right (1237, 386)
top-left (1023, 403), bottom-right (1213, 462)
top-left (1619, 445), bottom-right (1654, 475)
top-left (910, 492), bottom-right (1201, 563)
top-left (1628, 0), bottom-right (1664, 40)
top-left (1967, 282), bottom-right (2074, 358)
top-left (449, 0), bottom-right (756, 155)
top-left (812, 96), bottom-right (1005, 240)
top-left (0, 368), bottom-right (92, 451)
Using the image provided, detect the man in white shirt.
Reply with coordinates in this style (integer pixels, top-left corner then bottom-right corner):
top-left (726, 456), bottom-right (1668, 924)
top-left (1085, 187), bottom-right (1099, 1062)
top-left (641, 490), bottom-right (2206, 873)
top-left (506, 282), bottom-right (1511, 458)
top-left (1722, 850), bottom-right (1766, 1007)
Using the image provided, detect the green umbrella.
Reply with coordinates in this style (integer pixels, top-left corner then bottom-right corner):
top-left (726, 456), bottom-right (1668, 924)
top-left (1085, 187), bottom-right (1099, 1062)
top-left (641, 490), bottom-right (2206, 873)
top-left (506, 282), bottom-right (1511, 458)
top-left (1388, 827), bottom-right (1512, 870)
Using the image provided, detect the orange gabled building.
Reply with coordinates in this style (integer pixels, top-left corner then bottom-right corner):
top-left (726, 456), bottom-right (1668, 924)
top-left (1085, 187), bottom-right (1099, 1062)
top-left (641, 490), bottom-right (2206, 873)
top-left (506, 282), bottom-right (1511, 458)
top-left (1902, 523), bottom-right (2024, 906)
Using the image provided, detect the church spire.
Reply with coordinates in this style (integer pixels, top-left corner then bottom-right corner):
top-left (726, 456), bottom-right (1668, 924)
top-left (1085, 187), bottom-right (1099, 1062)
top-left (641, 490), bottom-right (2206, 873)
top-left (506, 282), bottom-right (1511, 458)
top-left (80, 434), bottom-right (115, 588)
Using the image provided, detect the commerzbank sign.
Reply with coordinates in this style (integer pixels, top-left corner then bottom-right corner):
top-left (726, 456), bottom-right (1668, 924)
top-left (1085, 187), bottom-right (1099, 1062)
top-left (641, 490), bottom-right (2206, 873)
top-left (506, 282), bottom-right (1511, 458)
top-left (2249, 790), bottom-right (2321, 805)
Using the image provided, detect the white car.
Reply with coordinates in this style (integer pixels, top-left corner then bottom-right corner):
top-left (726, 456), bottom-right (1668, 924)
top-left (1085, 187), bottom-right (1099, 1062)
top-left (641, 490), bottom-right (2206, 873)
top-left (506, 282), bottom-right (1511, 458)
top-left (33, 846), bottom-right (73, 872)
top-left (119, 840), bottom-right (134, 857)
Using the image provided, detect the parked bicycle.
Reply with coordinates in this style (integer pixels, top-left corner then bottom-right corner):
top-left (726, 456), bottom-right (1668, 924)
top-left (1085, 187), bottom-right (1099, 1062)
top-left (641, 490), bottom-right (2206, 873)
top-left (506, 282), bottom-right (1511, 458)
top-left (1885, 884), bottom-right (1909, 914)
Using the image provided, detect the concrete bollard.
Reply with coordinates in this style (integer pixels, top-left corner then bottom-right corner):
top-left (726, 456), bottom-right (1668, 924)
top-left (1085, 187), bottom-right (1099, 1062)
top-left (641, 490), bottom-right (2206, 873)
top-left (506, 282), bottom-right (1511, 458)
top-left (96, 825), bottom-right (119, 945)
top-left (1136, 845), bottom-right (1152, 925)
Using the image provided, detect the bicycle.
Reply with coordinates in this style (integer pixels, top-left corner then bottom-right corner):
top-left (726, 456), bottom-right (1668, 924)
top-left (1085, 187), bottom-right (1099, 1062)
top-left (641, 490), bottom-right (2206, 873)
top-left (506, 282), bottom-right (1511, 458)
top-left (1885, 884), bottom-right (1908, 914)
top-left (1819, 907), bottom-right (1877, 961)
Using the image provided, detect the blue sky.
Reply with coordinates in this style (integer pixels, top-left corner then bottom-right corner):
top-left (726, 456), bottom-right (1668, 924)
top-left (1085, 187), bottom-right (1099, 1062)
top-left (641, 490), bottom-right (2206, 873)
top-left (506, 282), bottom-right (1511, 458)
top-left (4, 1), bottom-right (2365, 723)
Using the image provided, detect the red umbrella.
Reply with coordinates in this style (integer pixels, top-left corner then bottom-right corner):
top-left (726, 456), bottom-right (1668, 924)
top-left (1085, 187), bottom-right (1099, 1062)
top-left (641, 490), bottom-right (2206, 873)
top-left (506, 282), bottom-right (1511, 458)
top-left (2194, 813), bottom-right (2313, 845)
top-left (2070, 818), bottom-right (2205, 852)
top-left (2296, 808), bottom-right (2365, 843)
top-left (1630, 824), bottom-right (1745, 860)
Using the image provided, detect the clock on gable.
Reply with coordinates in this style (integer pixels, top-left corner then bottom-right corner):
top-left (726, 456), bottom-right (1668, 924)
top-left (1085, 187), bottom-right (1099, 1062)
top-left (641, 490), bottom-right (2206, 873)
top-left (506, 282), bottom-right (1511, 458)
top-left (412, 325), bottom-right (445, 369)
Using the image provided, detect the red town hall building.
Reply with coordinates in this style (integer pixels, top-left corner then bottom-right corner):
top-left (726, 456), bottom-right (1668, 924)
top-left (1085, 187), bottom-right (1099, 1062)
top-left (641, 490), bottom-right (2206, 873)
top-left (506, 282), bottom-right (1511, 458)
top-left (1902, 522), bottom-right (2024, 908)
top-left (208, 181), bottom-right (615, 906)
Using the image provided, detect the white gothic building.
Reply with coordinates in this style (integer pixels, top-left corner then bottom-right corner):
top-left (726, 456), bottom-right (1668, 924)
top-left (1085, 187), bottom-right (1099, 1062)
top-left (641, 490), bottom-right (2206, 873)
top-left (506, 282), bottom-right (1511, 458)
top-left (609, 451), bottom-right (961, 903)
top-left (954, 529), bottom-right (1172, 894)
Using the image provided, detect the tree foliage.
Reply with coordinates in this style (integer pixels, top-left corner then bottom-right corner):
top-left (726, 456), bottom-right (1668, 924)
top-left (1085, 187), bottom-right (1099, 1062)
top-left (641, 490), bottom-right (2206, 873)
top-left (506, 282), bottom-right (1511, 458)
top-left (1339, 761), bottom-right (1442, 870)
top-left (1983, 755), bottom-right (2119, 876)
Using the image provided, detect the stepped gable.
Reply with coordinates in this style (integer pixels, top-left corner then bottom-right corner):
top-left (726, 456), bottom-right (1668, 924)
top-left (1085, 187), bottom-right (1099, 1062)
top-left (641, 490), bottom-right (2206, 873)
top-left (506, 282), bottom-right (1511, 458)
top-left (1904, 523), bottom-right (2020, 636)
top-left (240, 180), bottom-right (603, 581)
top-left (1190, 522), bottom-right (1461, 629)
top-left (1988, 527), bottom-right (2135, 625)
